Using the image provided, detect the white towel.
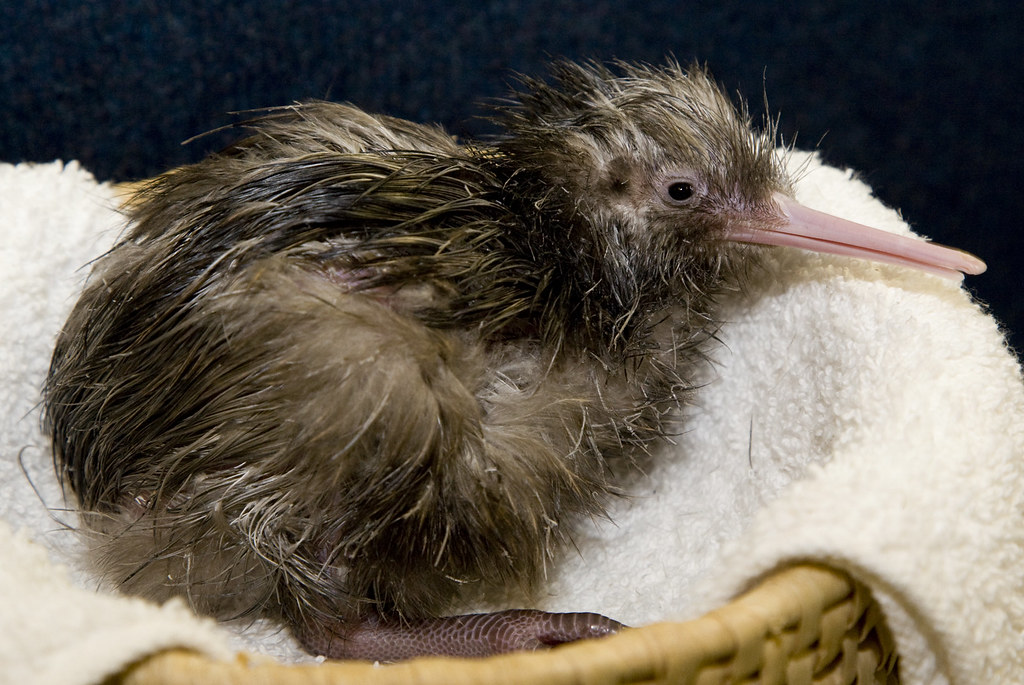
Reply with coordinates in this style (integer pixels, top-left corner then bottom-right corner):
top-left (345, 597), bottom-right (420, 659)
top-left (1, 156), bottom-right (1020, 684)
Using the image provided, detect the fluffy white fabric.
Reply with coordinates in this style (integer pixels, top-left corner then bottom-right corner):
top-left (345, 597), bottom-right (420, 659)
top-left (1, 156), bottom-right (1021, 684)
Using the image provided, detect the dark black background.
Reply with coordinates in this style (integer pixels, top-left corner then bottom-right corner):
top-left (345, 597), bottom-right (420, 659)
top-left (3, 1), bottom-right (1020, 351)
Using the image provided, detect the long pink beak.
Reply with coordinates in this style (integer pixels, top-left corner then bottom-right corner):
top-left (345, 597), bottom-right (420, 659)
top-left (727, 193), bottom-right (986, 280)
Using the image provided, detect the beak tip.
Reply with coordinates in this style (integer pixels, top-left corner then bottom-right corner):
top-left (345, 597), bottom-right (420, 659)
top-left (944, 249), bottom-right (986, 278)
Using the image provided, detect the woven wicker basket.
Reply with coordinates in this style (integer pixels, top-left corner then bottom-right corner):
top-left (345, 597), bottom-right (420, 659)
top-left (109, 564), bottom-right (898, 685)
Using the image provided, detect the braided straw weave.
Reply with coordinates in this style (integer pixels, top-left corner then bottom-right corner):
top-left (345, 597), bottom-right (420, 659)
top-left (111, 564), bottom-right (898, 685)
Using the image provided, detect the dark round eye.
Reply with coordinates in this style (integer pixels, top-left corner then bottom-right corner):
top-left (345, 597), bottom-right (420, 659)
top-left (666, 181), bottom-right (695, 202)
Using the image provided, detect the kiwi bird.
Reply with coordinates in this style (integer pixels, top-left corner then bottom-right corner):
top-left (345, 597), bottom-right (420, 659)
top-left (43, 60), bottom-right (985, 662)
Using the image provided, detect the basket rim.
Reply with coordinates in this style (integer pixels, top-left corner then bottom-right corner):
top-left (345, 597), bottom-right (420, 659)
top-left (111, 563), bottom-right (898, 685)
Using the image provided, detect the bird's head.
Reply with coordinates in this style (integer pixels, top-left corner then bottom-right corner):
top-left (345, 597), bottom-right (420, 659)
top-left (493, 60), bottom-right (984, 307)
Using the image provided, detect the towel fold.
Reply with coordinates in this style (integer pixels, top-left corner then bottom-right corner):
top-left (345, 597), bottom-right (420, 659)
top-left (0, 521), bottom-right (233, 685)
top-left (2, 156), bottom-right (1020, 684)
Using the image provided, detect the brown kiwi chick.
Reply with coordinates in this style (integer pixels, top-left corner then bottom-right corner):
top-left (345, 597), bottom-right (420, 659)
top-left (43, 60), bottom-right (984, 661)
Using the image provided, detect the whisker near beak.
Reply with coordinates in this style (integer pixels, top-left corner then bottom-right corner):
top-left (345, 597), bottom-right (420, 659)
top-left (726, 192), bottom-right (986, 280)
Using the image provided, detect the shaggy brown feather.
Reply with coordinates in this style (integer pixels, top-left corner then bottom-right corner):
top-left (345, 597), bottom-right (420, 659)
top-left (44, 60), bottom-right (785, 657)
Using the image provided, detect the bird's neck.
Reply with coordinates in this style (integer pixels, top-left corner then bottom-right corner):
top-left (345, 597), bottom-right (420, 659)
top-left (520, 226), bottom-right (699, 364)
